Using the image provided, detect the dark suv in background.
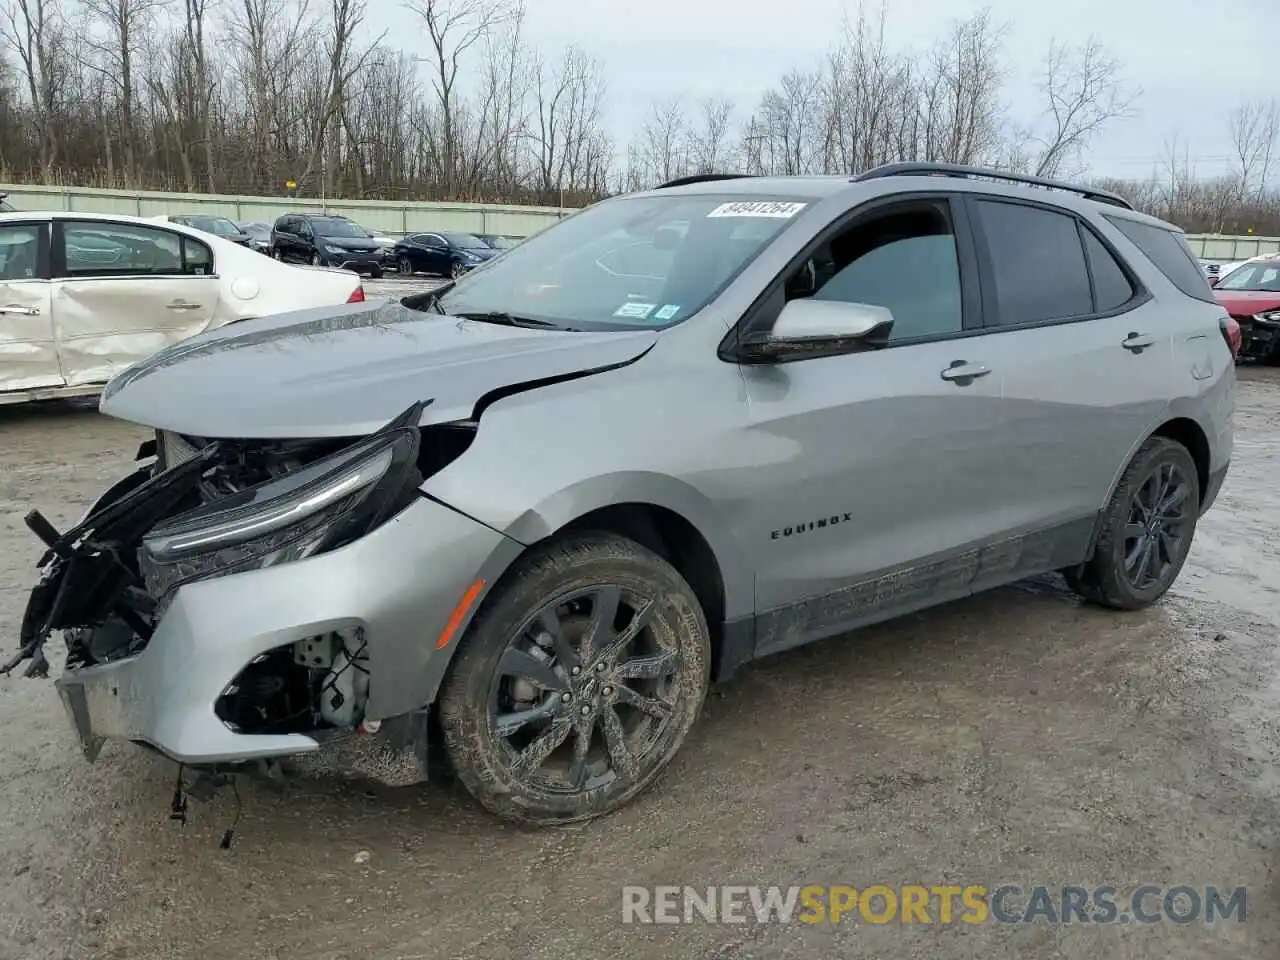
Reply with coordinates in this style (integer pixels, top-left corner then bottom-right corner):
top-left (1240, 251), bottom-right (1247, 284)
top-left (271, 214), bottom-right (384, 277)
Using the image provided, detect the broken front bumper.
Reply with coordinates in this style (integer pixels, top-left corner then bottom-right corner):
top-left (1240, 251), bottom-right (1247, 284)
top-left (49, 493), bottom-right (521, 766)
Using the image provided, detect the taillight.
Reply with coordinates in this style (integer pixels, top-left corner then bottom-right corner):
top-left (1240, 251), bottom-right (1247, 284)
top-left (1220, 316), bottom-right (1242, 358)
top-left (347, 284), bottom-right (365, 303)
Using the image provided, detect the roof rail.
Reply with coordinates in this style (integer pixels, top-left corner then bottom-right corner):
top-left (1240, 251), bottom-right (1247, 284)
top-left (655, 173), bottom-right (754, 189)
top-left (852, 162), bottom-right (1134, 211)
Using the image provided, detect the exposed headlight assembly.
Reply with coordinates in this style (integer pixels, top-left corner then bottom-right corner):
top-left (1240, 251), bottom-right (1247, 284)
top-left (138, 428), bottom-right (421, 604)
top-left (1255, 311), bottom-right (1280, 323)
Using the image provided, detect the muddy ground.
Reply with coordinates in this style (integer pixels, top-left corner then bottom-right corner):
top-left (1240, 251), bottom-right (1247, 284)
top-left (0, 364), bottom-right (1277, 960)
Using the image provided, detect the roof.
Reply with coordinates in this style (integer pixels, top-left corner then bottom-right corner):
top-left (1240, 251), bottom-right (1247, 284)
top-left (627, 167), bottom-right (1178, 228)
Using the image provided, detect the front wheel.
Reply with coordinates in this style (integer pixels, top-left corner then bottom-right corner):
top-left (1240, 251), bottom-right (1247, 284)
top-left (437, 533), bottom-right (711, 825)
top-left (309, 252), bottom-right (322, 267)
top-left (1064, 436), bottom-right (1200, 610)
top-left (398, 256), bottom-right (413, 275)
top-left (450, 260), bottom-right (465, 280)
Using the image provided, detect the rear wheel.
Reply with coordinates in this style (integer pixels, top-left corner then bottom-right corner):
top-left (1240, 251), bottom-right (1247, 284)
top-left (272, 248), bottom-right (284, 261)
top-left (1065, 436), bottom-right (1200, 610)
top-left (437, 533), bottom-right (710, 825)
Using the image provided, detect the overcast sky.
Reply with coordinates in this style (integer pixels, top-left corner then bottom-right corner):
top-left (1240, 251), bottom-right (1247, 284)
top-left (395, 0), bottom-right (1274, 182)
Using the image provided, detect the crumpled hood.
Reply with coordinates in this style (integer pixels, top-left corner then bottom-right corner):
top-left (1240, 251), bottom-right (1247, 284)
top-left (100, 299), bottom-right (658, 439)
top-left (1214, 290), bottom-right (1280, 316)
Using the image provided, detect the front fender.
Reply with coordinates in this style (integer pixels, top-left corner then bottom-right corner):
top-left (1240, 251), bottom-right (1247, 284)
top-left (499, 471), bottom-right (755, 621)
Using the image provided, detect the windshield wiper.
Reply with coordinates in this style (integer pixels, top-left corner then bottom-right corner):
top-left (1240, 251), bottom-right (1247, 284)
top-left (450, 311), bottom-right (569, 330)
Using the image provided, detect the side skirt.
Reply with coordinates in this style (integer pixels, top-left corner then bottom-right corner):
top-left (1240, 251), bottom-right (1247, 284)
top-left (715, 516), bottom-right (1096, 672)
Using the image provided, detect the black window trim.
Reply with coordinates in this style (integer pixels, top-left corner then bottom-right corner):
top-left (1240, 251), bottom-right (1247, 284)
top-left (720, 190), bottom-right (985, 363)
top-left (0, 218), bottom-right (52, 281)
top-left (963, 194), bottom-right (1151, 334)
top-left (52, 218), bottom-right (219, 280)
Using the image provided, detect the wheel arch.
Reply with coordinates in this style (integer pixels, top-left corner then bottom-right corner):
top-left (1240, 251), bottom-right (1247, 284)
top-left (501, 473), bottom-right (753, 624)
top-left (1086, 414), bottom-right (1211, 562)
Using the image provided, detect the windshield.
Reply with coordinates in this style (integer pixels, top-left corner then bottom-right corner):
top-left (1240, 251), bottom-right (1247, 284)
top-left (436, 194), bottom-right (810, 330)
top-left (240, 222), bottom-right (271, 239)
top-left (486, 236), bottom-right (514, 249)
top-left (1217, 262), bottom-right (1280, 292)
top-left (186, 216), bottom-right (241, 236)
top-left (312, 217), bottom-right (368, 239)
top-left (443, 232), bottom-right (489, 250)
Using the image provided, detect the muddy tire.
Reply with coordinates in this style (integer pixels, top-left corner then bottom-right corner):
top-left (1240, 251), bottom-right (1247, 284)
top-left (437, 533), bottom-right (710, 825)
top-left (1065, 436), bottom-right (1200, 610)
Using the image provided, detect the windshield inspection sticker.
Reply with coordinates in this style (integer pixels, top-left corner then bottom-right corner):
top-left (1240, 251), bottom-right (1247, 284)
top-left (654, 304), bottom-right (680, 321)
top-left (706, 201), bottom-right (807, 219)
top-left (614, 301), bottom-right (656, 319)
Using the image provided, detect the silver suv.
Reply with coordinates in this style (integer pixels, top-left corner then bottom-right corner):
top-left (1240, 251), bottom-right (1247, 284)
top-left (15, 163), bottom-right (1235, 826)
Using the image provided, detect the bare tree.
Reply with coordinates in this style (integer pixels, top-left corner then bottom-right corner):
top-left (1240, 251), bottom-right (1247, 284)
top-left (529, 42), bottom-right (606, 202)
top-left (1228, 96), bottom-right (1279, 203)
top-left (405, 0), bottom-right (513, 197)
top-left (1030, 37), bottom-right (1138, 179)
top-left (923, 9), bottom-right (1007, 166)
top-left (1, 0), bottom-right (68, 180)
top-left (4, 0), bottom-right (1280, 236)
top-left (634, 94), bottom-right (688, 184)
top-left (80, 0), bottom-right (171, 184)
top-left (688, 96), bottom-right (734, 173)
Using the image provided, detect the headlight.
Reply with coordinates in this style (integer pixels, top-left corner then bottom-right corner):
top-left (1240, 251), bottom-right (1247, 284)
top-left (324, 244), bottom-right (347, 255)
top-left (1255, 311), bottom-right (1280, 323)
top-left (138, 429), bottom-right (421, 604)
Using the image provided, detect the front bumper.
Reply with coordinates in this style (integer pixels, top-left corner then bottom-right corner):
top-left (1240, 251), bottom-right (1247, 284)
top-left (50, 494), bottom-right (521, 766)
top-left (326, 252), bottom-right (383, 273)
top-left (1236, 315), bottom-right (1280, 359)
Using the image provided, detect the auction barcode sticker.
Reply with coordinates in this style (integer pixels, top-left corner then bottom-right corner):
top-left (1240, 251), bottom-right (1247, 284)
top-left (706, 201), bottom-right (808, 219)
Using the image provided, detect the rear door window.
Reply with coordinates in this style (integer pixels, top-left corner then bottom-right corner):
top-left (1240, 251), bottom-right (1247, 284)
top-left (61, 221), bottom-right (208, 277)
top-left (974, 200), bottom-right (1093, 325)
top-left (1104, 216), bottom-right (1216, 304)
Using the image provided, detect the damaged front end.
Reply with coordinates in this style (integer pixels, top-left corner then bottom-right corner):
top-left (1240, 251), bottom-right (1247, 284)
top-left (12, 401), bottom-right (467, 762)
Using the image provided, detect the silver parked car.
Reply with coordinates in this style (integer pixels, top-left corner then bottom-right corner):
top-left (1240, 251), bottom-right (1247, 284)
top-left (14, 163), bottom-right (1235, 826)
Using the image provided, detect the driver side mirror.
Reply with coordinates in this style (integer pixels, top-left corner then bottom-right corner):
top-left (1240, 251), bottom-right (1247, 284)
top-left (737, 299), bottom-right (894, 363)
top-left (1207, 275), bottom-right (1219, 287)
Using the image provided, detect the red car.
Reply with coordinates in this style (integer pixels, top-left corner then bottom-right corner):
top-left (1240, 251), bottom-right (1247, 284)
top-left (1213, 256), bottom-right (1280, 362)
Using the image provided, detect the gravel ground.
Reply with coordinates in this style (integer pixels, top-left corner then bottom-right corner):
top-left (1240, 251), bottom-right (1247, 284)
top-left (0, 363), bottom-right (1278, 960)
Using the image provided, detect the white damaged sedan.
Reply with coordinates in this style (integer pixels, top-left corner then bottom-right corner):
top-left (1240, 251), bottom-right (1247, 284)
top-left (0, 210), bottom-right (370, 404)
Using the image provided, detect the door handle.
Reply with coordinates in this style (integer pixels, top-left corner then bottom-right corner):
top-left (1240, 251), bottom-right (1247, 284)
top-left (0, 304), bottom-right (39, 315)
top-left (940, 360), bottom-right (992, 383)
top-left (166, 301), bottom-right (202, 311)
top-left (1122, 332), bottom-right (1156, 353)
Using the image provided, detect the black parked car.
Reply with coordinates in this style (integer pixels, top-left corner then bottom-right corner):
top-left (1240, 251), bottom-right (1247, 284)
top-left (393, 231), bottom-right (497, 278)
top-left (169, 214), bottom-right (253, 247)
top-left (477, 233), bottom-right (516, 250)
top-left (271, 214), bottom-right (384, 277)
top-left (235, 220), bottom-right (274, 254)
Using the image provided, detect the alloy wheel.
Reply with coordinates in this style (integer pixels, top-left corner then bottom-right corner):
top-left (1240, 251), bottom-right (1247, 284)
top-left (399, 256), bottom-right (413, 275)
top-left (487, 585), bottom-right (680, 794)
top-left (1123, 461), bottom-right (1193, 590)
